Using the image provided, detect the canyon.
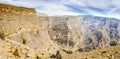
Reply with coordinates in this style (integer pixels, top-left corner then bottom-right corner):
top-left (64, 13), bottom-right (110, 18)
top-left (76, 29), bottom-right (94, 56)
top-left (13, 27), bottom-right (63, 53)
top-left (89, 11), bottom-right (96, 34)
top-left (0, 3), bottom-right (120, 59)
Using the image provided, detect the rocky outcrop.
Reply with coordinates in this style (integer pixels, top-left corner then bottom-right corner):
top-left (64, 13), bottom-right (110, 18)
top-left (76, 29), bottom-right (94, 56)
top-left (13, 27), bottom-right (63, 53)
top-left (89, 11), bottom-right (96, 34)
top-left (0, 3), bottom-right (36, 15)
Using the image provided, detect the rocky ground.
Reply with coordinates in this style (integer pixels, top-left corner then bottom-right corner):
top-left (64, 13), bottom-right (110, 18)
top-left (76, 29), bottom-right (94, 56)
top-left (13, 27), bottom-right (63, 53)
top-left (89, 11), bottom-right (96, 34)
top-left (0, 39), bottom-right (120, 59)
top-left (62, 44), bottom-right (120, 59)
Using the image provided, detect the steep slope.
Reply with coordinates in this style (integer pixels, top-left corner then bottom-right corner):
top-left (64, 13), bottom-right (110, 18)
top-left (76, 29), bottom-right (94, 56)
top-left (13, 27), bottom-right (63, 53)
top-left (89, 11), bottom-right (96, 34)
top-left (0, 3), bottom-right (60, 59)
top-left (47, 16), bottom-right (120, 52)
top-left (80, 15), bottom-right (120, 49)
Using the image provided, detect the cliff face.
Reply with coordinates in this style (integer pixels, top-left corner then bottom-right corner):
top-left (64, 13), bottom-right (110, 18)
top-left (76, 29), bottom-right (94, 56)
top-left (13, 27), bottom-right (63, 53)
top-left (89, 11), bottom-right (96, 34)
top-left (0, 3), bottom-right (120, 59)
top-left (0, 3), bottom-right (36, 15)
top-left (80, 16), bottom-right (120, 48)
top-left (46, 16), bottom-right (120, 51)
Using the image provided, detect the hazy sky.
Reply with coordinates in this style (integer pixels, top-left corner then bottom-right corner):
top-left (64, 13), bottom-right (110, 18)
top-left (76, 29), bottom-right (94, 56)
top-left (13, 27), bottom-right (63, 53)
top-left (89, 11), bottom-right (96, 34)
top-left (0, 0), bottom-right (120, 19)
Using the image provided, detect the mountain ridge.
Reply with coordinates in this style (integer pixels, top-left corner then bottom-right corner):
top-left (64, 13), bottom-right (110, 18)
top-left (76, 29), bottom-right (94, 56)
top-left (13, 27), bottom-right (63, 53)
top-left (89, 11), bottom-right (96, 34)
top-left (0, 3), bottom-right (36, 15)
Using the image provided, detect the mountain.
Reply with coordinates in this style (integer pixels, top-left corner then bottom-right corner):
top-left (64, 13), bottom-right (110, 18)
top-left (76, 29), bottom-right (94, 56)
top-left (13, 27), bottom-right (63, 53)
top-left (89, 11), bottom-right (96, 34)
top-left (0, 3), bottom-right (120, 59)
top-left (47, 15), bottom-right (120, 51)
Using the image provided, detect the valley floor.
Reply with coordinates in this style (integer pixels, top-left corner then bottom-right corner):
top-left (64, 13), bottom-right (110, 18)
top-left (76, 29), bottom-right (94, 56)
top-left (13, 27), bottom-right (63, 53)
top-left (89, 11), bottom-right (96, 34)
top-left (61, 45), bottom-right (120, 59)
top-left (0, 39), bottom-right (120, 59)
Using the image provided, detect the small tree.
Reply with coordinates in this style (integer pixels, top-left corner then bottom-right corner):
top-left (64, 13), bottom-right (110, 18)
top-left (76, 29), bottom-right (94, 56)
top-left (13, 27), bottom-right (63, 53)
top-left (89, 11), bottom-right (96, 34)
top-left (56, 51), bottom-right (62, 59)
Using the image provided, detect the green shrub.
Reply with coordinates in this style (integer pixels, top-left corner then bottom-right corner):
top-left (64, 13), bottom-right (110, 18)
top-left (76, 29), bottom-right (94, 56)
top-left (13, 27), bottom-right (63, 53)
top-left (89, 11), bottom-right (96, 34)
top-left (12, 49), bottom-right (20, 57)
top-left (56, 51), bottom-right (62, 59)
top-left (22, 38), bottom-right (26, 44)
top-left (50, 54), bottom-right (56, 58)
top-left (0, 32), bottom-right (5, 40)
top-left (78, 47), bottom-right (83, 52)
top-left (37, 56), bottom-right (41, 59)
top-left (50, 51), bottom-right (62, 59)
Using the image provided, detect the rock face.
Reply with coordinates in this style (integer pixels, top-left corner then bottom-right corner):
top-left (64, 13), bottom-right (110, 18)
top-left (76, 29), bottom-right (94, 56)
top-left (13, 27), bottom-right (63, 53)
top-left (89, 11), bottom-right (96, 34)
top-left (0, 3), bottom-right (120, 59)
top-left (47, 16), bottom-right (120, 52)
top-left (0, 3), bottom-right (36, 15)
top-left (80, 16), bottom-right (120, 49)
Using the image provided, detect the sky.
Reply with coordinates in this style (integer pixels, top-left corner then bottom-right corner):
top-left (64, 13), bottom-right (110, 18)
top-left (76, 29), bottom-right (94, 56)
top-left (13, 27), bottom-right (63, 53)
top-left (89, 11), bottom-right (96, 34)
top-left (0, 0), bottom-right (120, 19)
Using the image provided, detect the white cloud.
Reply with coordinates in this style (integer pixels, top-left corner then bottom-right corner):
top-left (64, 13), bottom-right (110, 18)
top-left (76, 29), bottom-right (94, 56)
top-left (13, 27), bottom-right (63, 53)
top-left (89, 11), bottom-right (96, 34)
top-left (0, 0), bottom-right (120, 19)
top-left (0, 0), bottom-right (13, 4)
top-left (35, 4), bottom-right (80, 15)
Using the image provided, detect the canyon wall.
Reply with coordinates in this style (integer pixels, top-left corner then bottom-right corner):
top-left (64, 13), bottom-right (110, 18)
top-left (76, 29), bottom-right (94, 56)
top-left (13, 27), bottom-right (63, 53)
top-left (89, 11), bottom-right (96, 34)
top-left (0, 3), bottom-right (120, 59)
